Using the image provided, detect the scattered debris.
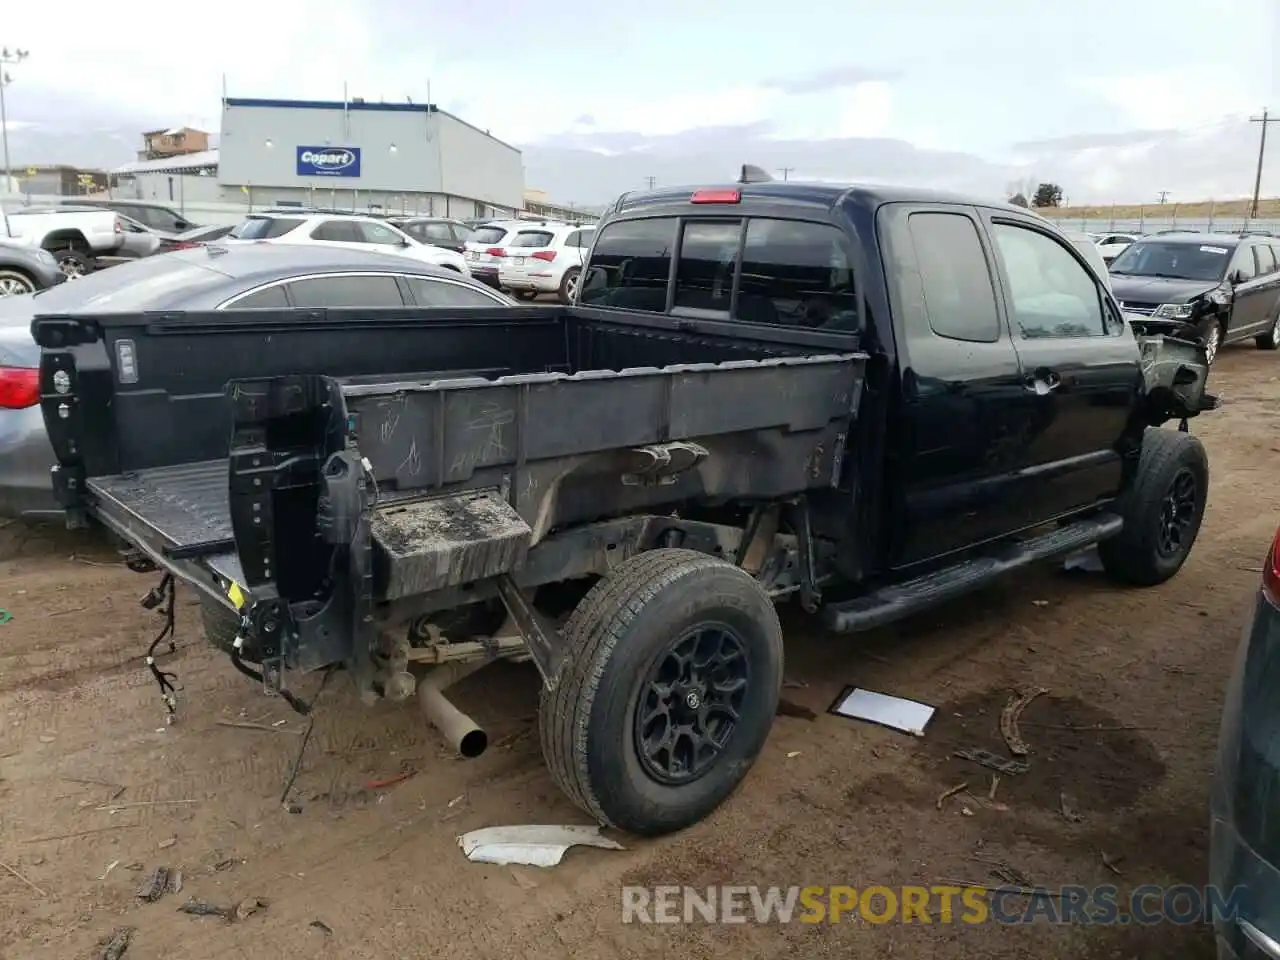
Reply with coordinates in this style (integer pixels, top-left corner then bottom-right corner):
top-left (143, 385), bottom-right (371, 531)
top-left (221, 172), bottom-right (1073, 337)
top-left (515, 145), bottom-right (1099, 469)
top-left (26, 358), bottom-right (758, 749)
top-left (829, 687), bottom-right (935, 736)
top-left (1031, 600), bottom-right (1049, 607)
top-left (97, 859), bottom-right (121, 881)
top-left (366, 771), bottom-right (416, 790)
top-left (1000, 687), bottom-right (1049, 757)
top-left (212, 858), bottom-right (241, 873)
top-left (158, 838), bottom-right (177, 850)
top-left (785, 750), bottom-right (802, 759)
top-left (936, 781), bottom-right (969, 810)
top-left (776, 699), bottom-right (817, 721)
top-left (0, 609), bottom-right (11, 625)
top-left (954, 747), bottom-right (1030, 776)
top-left (309, 919), bottom-right (333, 936)
top-left (1059, 791), bottom-right (1084, 823)
top-left (99, 927), bottom-right (133, 960)
top-left (1, 859), bottom-right (48, 897)
top-left (215, 720), bottom-right (301, 735)
top-left (137, 867), bottom-right (171, 902)
top-left (458, 825), bottom-right (625, 867)
top-left (969, 853), bottom-right (1032, 887)
top-left (988, 775), bottom-right (1001, 801)
top-left (178, 899), bottom-right (229, 919)
top-left (167, 869), bottom-right (184, 895)
top-left (97, 799), bottom-right (200, 812)
top-left (960, 806), bottom-right (974, 817)
top-left (447, 794), bottom-right (465, 809)
top-left (235, 896), bottom-right (268, 921)
top-left (284, 801), bottom-right (303, 815)
top-left (61, 776), bottom-right (121, 789)
top-left (22, 824), bottom-right (142, 844)
top-left (1101, 851), bottom-right (1125, 876)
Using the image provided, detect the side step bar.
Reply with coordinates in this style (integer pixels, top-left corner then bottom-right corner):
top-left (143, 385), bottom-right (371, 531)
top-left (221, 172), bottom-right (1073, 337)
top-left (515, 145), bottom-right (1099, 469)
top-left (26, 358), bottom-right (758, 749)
top-left (822, 513), bottom-right (1123, 634)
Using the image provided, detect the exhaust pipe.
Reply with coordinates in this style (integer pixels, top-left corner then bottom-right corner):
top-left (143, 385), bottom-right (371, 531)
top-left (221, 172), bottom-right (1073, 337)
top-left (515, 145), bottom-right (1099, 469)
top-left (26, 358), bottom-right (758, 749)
top-left (417, 660), bottom-right (488, 759)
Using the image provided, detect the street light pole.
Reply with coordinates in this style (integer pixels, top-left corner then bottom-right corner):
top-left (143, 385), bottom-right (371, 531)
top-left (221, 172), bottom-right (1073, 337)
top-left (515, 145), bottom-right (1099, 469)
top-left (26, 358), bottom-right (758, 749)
top-left (1249, 107), bottom-right (1279, 220)
top-left (0, 48), bottom-right (30, 194)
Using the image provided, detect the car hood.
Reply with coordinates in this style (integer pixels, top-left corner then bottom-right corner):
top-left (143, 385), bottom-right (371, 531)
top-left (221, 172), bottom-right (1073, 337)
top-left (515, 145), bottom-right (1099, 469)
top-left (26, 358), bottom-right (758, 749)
top-left (1110, 275), bottom-right (1221, 305)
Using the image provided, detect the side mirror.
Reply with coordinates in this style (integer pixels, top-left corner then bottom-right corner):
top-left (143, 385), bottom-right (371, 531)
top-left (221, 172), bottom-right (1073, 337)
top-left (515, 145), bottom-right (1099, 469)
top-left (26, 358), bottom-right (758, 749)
top-left (580, 266), bottom-right (607, 300)
top-left (173, 219), bottom-right (190, 231)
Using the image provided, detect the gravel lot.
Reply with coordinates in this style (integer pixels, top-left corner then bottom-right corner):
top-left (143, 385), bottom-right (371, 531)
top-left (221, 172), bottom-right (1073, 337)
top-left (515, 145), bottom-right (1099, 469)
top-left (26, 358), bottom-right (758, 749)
top-left (1, 344), bottom-right (1276, 959)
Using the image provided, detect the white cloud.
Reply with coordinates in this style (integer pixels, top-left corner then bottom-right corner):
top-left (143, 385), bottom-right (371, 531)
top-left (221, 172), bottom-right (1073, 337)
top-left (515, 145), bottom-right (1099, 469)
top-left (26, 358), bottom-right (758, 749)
top-left (769, 82), bottom-right (895, 141)
top-left (1072, 69), bottom-right (1257, 130)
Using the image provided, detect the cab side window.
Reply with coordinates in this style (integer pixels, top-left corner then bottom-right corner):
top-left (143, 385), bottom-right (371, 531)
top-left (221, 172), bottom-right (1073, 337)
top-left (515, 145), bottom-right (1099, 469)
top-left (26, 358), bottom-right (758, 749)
top-left (991, 223), bottom-right (1106, 338)
top-left (906, 212), bottom-right (1000, 343)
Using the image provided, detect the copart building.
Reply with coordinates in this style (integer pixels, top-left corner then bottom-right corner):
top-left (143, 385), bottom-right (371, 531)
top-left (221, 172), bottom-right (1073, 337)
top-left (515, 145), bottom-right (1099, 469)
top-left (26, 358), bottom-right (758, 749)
top-left (112, 97), bottom-right (537, 221)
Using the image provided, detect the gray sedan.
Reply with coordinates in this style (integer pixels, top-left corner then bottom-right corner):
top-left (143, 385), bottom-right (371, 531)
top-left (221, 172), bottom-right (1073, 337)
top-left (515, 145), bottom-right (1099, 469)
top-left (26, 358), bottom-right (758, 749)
top-left (0, 243), bottom-right (514, 518)
top-left (0, 240), bottom-right (64, 296)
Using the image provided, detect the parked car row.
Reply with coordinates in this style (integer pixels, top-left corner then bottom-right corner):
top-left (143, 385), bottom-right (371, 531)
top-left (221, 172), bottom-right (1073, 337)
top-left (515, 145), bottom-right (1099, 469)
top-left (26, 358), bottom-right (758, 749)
top-left (463, 218), bottom-right (596, 302)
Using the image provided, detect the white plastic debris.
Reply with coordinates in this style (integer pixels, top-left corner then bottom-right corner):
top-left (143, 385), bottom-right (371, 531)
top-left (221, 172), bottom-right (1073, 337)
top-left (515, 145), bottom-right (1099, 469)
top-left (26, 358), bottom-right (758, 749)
top-left (458, 824), bottom-right (625, 867)
top-left (1062, 547), bottom-right (1105, 573)
top-left (830, 687), bottom-right (935, 737)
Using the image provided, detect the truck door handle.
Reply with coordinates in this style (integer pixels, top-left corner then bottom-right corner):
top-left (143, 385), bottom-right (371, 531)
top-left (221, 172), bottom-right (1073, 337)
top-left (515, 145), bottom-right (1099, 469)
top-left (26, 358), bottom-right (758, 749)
top-left (1023, 369), bottom-right (1062, 394)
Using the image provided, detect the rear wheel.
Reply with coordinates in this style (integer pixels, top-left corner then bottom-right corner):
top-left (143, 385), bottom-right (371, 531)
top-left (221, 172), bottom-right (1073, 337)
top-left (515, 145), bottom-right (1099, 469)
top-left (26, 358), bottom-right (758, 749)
top-left (559, 267), bottom-right (581, 304)
top-left (0, 269), bottom-right (35, 296)
top-left (539, 549), bottom-right (783, 836)
top-left (51, 248), bottom-right (90, 279)
top-left (1098, 428), bottom-right (1209, 586)
top-left (1256, 311), bottom-right (1280, 350)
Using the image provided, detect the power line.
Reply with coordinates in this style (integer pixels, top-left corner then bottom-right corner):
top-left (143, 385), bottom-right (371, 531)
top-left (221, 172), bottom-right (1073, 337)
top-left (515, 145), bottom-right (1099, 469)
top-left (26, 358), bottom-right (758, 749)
top-left (1156, 190), bottom-right (1171, 204)
top-left (778, 167), bottom-right (794, 181)
top-left (644, 176), bottom-right (657, 190)
top-left (1249, 108), bottom-right (1280, 219)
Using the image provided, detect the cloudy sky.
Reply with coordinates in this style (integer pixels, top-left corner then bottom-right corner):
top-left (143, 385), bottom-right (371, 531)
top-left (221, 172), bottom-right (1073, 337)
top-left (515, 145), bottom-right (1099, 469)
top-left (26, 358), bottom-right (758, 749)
top-left (3, 0), bottom-right (1280, 204)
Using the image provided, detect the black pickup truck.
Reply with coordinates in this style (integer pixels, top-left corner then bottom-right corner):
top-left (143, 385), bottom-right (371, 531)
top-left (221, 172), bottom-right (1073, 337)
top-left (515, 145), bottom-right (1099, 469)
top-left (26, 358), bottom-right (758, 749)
top-left (32, 171), bottom-right (1216, 836)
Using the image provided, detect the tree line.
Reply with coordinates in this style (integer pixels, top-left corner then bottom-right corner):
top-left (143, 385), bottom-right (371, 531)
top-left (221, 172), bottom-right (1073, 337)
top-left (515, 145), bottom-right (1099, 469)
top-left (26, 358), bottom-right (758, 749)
top-left (1007, 183), bottom-right (1064, 209)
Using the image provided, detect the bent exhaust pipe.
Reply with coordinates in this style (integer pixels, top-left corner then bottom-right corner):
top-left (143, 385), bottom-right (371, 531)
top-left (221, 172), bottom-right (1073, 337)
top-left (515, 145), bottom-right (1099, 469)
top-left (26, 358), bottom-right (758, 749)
top-left (417, 660), bottom-right (489, 759)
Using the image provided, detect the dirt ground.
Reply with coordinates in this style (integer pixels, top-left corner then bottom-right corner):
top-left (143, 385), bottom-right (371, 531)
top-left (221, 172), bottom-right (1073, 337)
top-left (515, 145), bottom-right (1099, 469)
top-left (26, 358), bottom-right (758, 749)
top-left (1, 344), bottom-right (1277, 960)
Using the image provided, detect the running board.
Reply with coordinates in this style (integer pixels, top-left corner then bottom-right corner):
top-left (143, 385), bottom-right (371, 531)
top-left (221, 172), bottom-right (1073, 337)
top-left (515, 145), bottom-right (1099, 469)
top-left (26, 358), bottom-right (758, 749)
top-left (821, 513), bottom-right (1124, 633)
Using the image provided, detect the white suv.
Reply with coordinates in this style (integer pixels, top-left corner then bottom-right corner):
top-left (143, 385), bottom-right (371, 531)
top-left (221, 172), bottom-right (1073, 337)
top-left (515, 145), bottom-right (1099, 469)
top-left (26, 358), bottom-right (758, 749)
top-left (498, 224), bottom-right (596, 303)
top-left (464, 219), bottom-right (568, 289)
top-left (225, 213), bottom-right (470, 275)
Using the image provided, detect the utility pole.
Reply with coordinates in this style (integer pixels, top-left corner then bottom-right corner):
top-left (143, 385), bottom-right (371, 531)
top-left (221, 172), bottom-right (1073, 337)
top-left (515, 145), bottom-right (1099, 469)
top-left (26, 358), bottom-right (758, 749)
top-left (645, 176), bottom-right (657, 190)
top-left (1157, 190), bottom-right (1171, 204)
top-left (0, 47), bottom-right (29, 194)
top-left (778, 167), bottom-right (794, 181)
top-left (1249, 108), bottom-right (1280, 219)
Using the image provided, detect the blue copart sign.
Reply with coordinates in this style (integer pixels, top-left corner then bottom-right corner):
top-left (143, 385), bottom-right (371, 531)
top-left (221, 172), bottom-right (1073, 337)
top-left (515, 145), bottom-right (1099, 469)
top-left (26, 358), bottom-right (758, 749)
top-left (296, 146), bottom-right (361, 177)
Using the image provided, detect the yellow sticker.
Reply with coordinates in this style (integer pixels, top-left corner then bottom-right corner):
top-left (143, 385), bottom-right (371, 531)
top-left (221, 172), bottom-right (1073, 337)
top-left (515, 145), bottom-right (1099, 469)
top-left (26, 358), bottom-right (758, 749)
top-left (227, 582), bottom-right (246, 609)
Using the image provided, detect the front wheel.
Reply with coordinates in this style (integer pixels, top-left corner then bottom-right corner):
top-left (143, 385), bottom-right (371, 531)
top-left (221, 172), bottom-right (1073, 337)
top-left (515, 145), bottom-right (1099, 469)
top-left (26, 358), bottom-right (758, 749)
top-left (51, 248), bottom-right (91, 279)
top-left (539, 549), bottom-right (783, 836)
top-left (559, 267), bottom-right (581, 304)
top-left (1098, 429), bottom-right (1209, 586)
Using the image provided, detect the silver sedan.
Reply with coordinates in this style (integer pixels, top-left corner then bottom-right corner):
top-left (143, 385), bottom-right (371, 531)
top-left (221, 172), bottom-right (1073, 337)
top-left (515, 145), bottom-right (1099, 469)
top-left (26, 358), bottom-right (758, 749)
top-left (0, 243), bottom-right (514, 518)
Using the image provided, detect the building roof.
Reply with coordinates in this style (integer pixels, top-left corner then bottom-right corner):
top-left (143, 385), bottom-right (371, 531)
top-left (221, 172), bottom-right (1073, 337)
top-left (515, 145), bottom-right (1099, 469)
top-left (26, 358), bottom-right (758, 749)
top-left (222, 97), bottom-right (520, 153)
top-left (112, 149), bottom-right (220, 175)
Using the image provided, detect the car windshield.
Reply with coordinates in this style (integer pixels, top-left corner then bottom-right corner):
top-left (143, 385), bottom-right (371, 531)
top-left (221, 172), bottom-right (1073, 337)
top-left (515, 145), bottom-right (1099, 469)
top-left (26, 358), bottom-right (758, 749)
top-left (1108, 240), bottom-right (1232, 282)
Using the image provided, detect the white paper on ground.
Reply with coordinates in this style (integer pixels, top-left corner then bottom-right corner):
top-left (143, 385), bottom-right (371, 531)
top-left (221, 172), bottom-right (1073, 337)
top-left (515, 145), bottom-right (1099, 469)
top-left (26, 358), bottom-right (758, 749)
top-left (458, 824), bottom-right (625, 867)
top-left (831, 687), bottom-right (935, 737)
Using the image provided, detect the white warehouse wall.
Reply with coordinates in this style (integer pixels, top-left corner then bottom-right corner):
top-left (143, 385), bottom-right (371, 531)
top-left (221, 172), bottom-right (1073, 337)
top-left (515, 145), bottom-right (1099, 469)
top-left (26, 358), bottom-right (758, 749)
top-left (216, 99), bottom-right (524, 211)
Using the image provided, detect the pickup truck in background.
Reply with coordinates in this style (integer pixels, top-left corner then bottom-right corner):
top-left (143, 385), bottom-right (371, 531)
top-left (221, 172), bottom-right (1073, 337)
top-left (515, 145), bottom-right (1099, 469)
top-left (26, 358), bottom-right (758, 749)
top-left (4, 207), bottom-right (125, 277)
top-left (32, 169), bottom-right (1217, 837)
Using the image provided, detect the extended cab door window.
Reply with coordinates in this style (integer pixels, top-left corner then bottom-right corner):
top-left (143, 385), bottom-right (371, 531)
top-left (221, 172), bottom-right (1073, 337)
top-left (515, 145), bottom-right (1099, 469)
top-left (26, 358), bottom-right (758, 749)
top-left (577, 217), bottom-right (674, 313)
top-left (990, 223), bottom-right (1107, 338)
top-left (735, 219), bottom-right (858, 331)
top-left (673, 220), bottom-right (740, 314)
top-left (906, 212), bottom-right (1001, 342)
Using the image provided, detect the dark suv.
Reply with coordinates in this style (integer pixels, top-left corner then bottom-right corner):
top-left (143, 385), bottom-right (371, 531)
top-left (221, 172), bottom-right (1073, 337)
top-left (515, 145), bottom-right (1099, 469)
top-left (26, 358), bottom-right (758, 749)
top-left (387, 217), bottom-right (471, 254)
top-left (1110, 232), bottom-right (1280, 364)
